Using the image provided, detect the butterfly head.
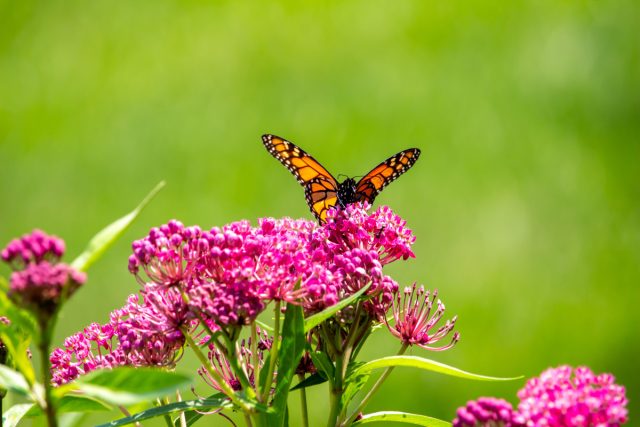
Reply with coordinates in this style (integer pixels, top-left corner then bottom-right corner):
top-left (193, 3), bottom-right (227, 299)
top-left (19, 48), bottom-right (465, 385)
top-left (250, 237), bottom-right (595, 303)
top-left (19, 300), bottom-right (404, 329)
top-left (337, 177), bottom-right (358, 207)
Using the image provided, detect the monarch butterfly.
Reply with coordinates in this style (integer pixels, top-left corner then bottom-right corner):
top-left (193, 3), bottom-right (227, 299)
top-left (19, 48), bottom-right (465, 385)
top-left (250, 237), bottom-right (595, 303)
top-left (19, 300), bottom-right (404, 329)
top-left (262, 134), bottom-right (420, 223)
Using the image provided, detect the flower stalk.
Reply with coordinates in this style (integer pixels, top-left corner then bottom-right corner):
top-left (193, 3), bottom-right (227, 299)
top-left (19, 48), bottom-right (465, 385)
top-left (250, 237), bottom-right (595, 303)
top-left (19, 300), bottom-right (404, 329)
top-left (260, 301), bottom-right (281, 402)
top-left (38, 316), bottom-right (58, 427)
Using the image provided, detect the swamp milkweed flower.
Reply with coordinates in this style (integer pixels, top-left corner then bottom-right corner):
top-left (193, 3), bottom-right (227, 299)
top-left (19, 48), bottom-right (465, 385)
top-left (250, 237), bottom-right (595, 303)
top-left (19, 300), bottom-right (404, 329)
top-left (52, 204), bottom-right (427, 393)
top-left (50, 292), bottom-right (189, 385)
top-left (452, 365), bottom-right (628, 426)
top-left (453, 397), bottom-right (515, 427)
top-left (1, 230), bottom-right (86, 321)
top-left (386, 284), bottom-right (459, 351)
top-left (515, 365), bottom-right (628, 427)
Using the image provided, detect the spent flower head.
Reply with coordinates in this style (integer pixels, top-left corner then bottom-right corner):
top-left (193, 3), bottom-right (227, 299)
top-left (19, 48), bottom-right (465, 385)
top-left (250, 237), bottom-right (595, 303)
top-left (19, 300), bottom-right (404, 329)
top-left (386, 284), bottom-right (459, 351)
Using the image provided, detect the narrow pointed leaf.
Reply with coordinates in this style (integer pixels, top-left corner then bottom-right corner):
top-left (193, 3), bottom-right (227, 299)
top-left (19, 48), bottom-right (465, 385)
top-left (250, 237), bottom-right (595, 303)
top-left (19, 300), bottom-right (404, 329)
top-left (304, 284), bottom-right (370, 332)
top-left (96, 397), bottom-right (230, 427)
top-left (255, 319), bottom-right (274, 333)
top-left (67, 367), bottom-right (191, 406)
top-left (353, 411), bottom-right (451, 426)
top-left (71, 181), bottom-right (165, 271)
top-left (341, 361), bottom-right (370, 409)
top-left (290, 372), bottom-right (327, 391)
top-left (309, 351), bottom-right (334, 380)
top-left (355, 356), bottom-right (522, 381)
top-left (174, 393), bottom-right (226, 427)
top-left (2, 403), bottom-right (34, 427)
top-left (268, 303), bottom-right (305, 426)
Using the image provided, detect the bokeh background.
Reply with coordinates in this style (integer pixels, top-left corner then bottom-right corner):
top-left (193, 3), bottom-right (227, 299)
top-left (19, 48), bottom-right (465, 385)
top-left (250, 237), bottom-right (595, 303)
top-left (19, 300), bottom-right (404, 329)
top-left (1, 0), bottom-right (638, 425)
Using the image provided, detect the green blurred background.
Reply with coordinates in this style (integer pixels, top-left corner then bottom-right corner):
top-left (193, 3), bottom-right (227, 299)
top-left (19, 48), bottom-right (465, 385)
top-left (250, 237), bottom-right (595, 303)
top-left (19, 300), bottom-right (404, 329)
top-left (1, 0), bottom-right (638, 424)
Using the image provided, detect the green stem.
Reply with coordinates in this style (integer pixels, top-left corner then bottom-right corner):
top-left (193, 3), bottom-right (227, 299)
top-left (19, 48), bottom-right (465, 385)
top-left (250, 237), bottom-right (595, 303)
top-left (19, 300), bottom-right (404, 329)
top-left (176, 390), bottom-right (187, 427)
top-left (327, 353), bottom-right (345, 427)
top-left (181, 327), bottom-right (250, 412)
top-left (244, 412), bottom-right (254, 427)
top-left (342, 344), bottom-right (409, 426)
top-left (298, 374), bottom-right (310, 427)
top-left (159, 397), bottom-right (174, 427)
top-left (260, 301), bottom-right (281, 402)
top-left (0, 342), bottom-right (6, 424)
top-left (39, 319), bottom-right (58, 427)
top-left (250, 322), bottom-right (261, 402)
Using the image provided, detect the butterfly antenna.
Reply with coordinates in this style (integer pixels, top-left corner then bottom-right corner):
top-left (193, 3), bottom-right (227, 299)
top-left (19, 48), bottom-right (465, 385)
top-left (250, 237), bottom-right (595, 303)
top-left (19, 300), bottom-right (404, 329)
top-left (337, 173), bottom-right (349, 181)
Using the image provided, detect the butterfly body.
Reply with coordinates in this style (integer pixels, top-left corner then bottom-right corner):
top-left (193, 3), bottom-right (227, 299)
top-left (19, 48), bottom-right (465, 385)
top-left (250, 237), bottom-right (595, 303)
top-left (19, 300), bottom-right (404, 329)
top-left (262, 134), bottom-right (420, 223)
top-left (336, 178), bottom-right (358, 206)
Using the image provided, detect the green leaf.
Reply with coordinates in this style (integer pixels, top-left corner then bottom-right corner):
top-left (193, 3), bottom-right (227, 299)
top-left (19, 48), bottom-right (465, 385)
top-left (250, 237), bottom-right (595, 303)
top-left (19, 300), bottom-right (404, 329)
top-left (309, 351), bottom-right (334, 380)
top-left (258, 353), bottom-right (272, 391)
top-left (341, 361), bottom-right (370, 410)
top-left (60, 412), bottom-right (89, 427)
top-left (2, 403), bottom-right (34, 427)
top-left (0, 365), bottom-right (31, 397)
top-left (353, 411), bottom-right (451, 426)
top-left (67, 367), bottom-right (192, 406)
top-left (0, 292), bottom-right (38, 384)
top-left (355, 356), bottom-right (523, 382)
top-left (290, 372), bottom-right (327, 391)
top-left (268, 303), bottom-right (305, 427)
top-left (254, 319), bottom-right (274, 333)
top-left (174, 393), bottom-right (226, 427)
top-left (95, 397), bottom-right (230, 427)
top-left (304, 283), bottom-right (371, 332)
top-left (26, 394), bottom-right (112, 416)
top-left (71, 181), bottom-right (165, 271)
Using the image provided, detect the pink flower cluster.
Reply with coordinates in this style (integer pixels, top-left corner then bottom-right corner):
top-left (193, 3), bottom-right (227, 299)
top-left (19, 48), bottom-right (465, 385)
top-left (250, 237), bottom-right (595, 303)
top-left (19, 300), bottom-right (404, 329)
top-left (51, 204), bottom-right (459, 388)
top-left (516, 365), bottom-right (628, 426)
top-left (50, 292), bottom-right (188, 385)
top-left (453, 366), bottom-right (628, 427)
top-left (1, 230), bottom-right (85, 318)
top-left (453, 397), bottom-right (514, 427)
top-left (126, 204), bottom-right (416, 327)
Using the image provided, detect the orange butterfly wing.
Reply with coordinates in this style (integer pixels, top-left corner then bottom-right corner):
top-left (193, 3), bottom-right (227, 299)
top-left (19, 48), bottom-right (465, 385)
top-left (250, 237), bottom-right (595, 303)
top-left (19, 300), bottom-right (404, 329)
top-left (262, 134), bottom-right (339, 222)
top-left (355, 148), bottom-right (421, 204)
top-left (304, 176), bottom-right (339, 223)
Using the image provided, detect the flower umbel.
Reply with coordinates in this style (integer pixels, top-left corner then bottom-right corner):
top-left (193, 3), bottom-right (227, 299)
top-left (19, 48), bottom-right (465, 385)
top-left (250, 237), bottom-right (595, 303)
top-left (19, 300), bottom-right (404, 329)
top-left (2, 230), bottom-right (86, 320)
top-left (515, 365), bottom-right (628, 426)
top-left (50, 292), bottom-right (188, 385)
top-left (386, 284), bottom-right (459, 351)
top-left (452, 365), bottom-right (629, 427)
top-left (453, 397), bottom-right (515, 427)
